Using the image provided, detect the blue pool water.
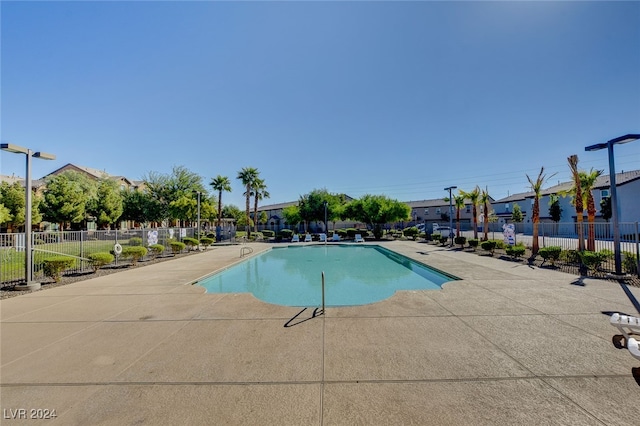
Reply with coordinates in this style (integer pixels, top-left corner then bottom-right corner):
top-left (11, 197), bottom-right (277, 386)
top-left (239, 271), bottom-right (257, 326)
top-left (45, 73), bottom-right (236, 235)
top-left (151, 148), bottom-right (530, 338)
top-left (196, 245), bottom-right (458, 307)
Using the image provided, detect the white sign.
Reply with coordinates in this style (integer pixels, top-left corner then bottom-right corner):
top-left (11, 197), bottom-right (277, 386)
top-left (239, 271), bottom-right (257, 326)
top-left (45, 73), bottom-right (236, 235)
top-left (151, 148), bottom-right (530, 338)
top-left (147, 230), bottom-right (158, 246)
top-left (502, 224), bottom-right (515, 246)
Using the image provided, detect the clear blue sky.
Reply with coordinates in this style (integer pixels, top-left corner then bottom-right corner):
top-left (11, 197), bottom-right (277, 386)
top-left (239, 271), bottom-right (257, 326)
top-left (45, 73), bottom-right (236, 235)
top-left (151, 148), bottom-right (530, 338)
top-left (2, 1), bottom-right (639, 208)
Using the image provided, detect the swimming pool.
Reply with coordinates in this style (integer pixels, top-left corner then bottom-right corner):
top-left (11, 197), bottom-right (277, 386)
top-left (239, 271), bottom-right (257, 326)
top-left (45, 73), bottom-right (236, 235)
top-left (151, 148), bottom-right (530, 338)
top-left (196, 245), bottom-right (458, 307)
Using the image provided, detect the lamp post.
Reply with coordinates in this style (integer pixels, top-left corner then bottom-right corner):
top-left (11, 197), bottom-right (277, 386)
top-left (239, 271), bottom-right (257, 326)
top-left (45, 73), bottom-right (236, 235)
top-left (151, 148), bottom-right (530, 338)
top-left (585, 133), bottom-right (640, 277)
top-left (193, 191), bottom-right (201, 241)
top-left (323, 201), bottom-right (328, 244)
top-left (1, 143), bottom-right (56, 290)
top-left (444, 186), bottom-right (457, 247)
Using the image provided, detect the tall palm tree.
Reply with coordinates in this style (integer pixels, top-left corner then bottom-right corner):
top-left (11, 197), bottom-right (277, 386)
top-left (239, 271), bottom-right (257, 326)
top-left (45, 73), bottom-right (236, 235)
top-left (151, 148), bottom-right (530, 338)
top-left (209, 175), bottom-right (232, 233)
top-left (480, 187), bottom-right (491, 241)
top-left (461, 186), bottom-right (481, 240)
top-left (526, 167), bottom-right (554, 256)
top-left (237, 167), bottom-right (259, 236)
top-left (252, 177), bottom-right (270, 233)
top-left (567, 155), bottom-right (584, 251)
top-left (579, 168), bottom-right (603, 252)
top-left (454, 193), bottom-right (466, 237)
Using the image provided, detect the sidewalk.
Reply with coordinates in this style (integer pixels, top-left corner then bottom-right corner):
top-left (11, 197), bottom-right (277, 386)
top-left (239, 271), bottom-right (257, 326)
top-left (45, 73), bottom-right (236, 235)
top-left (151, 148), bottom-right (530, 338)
top-left (1, 241), bottom-right (639, 425)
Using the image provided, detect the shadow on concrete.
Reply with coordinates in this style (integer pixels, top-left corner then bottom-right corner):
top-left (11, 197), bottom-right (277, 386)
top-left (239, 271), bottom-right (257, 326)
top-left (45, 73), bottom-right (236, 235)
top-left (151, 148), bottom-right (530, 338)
top-left (284, 307), bottom-right (324, 328)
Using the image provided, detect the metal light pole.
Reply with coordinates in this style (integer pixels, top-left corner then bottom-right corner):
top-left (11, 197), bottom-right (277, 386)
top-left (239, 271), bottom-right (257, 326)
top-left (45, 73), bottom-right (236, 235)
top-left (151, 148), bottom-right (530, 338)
top-left (444, 186), bottom-right (457, 247)
top-left (194, 191), bottom-right (201, 241)
top-left (323, 201), bottom-right (328, 244)
top-left (585, 133), bottom-right (640, 277)
top-left (1, 143), bottom-right (56, 290)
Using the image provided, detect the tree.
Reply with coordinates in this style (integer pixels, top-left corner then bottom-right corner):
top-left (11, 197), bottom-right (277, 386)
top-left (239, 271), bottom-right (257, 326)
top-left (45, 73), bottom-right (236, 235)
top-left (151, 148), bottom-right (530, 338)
top-left (41, 171), bottom-right (94, 230)
top-left (121, 189), bottom-right (158, 226)
top-left (0, 203), bottom-right (11, 225)
top-left (252, 177), bottom-right (269, 233)
top-left (600, 196), bottom-right (612, 222)
top-left (342, 194), bottom-right (410, 239)
top-left (548, 194), bottom-right (562, 223)
top-left (580, 168), bottom-right (603, 251)
top-left (298, 189), bottom-right (346, 233)
top-left (511, 203), bottom-right (524, 223)
top-left (480, 187), bottom-right (491, 241)
top-left (282, 205), bottom-right (302, 231)
top-left (237, 167), bottom-right (259, 236)
top-left (461, 186), bottom-right (481, 239)
top-left (453, 194), bottom-right (466, 237)
top-left (210, 175), bottom-right (232, 232)
top-left (526, 167), bottom-right (555, 255)
top-left (0, 181), bottom-right (43, 230)
top-left (90, 179), bottom-right (124, 229)
top-left (567, 155), bottom-right (585, 251)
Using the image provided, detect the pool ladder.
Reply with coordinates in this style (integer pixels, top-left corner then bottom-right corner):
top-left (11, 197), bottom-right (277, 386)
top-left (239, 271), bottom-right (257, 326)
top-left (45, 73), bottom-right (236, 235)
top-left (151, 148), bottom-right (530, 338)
top-left (240, 246), bottom-right (253, 258)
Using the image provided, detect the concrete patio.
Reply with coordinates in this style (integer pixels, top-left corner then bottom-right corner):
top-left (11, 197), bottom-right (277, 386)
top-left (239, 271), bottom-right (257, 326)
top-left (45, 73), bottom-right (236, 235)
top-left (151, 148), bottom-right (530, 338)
top-left (1, 240), bottom-right (639, 425)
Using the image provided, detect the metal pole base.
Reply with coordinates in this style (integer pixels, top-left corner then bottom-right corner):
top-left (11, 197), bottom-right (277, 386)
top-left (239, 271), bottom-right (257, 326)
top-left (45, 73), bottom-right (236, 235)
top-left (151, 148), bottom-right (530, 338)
top-left (14, 281), bottom-right (41, 291)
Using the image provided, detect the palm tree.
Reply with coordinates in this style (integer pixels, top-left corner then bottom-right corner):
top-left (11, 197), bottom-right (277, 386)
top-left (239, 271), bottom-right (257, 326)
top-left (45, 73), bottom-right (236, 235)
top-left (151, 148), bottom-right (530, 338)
top-left (210, 175), bottom-right (232, 237)
top-left (580, 168), bottom-right (604, 251)
top-left (237, 167), bottom-right (259, 236)
top-left (567, 155), bottom-right (584, 251)
top-left (252, 177), bottom-right (270, 233)
top-left (480, 187), bottom-right (491, 241)
top-left (461, 186), bottom-right (481, 240)
top-left (454, 194), bottom-right (466, 237)
top-left (526, 167), bottom-right (555, 256)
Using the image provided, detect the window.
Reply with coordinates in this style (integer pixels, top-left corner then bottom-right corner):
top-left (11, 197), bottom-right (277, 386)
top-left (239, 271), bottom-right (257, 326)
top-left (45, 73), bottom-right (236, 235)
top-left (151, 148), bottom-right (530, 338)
top-left (466, 205), bottom-right (471, 213)
top-left (436, 207), bottom-right (441, 215)
top-left (601, 189), bottom-right (610, 198)
top-left (505, 203), bottom-right (510, 212)
top-left (424, 208), bottom-right (429, 215)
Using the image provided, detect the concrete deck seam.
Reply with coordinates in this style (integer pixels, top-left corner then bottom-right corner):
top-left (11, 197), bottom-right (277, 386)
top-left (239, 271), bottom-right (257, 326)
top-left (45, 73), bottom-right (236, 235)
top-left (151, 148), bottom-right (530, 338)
top-left (2, 374), bottom-right (632, 388)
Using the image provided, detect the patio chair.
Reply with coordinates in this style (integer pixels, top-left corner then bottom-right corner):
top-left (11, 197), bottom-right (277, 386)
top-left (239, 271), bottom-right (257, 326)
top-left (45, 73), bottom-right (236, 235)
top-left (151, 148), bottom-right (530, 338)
top-left (291, 234), bottom-right (299, 242)
top-left (319, 233), bottom-right (327, 242)
top-left (332, 233), bottom-right (341, 242)
top-left (610, 312), bottom-right (640, 340)
top-left (354, 234), bottom-right (365, 243)
top-left (304, 233), bottom-right (312, 242)
top-left (628, 337), bottom-right (640, 360)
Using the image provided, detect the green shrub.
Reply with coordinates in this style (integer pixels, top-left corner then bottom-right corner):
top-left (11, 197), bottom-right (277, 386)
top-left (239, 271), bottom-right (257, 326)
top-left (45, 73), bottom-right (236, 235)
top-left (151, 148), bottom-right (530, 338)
top-left (170, 241), bottom-right (186, 255)
top-left (440, 236), bottom-right (449, 246)
top-left (505, 244), bottom-right (526, 259)
top-left (121, 246), bottom-right (148, 266)
top-left (279, 229), bottom-right (294, 239)
top-left (468, 239), bottom-right (479, 250)
top-left (87, 252), bottom-right (114, 272)
top-left (480, 240), bottom-right (497, 255)
top-left (182, 237), bottom-right (199, 250)
top-left (599, 248), bottom-right (614, 260)
top-left (492, 239), bottom-right (506, 250)
top-left (128, 237), bottom-right (143, 246)
top-left (538, 246), bottom-right (562, 266)
top-left (148, 244), bottom-right (165, 259)
top-left (262, 230), bottom-right (275, 238)
top-left (403, 227), bottom-right (419, 240)
top-left (431, 233), bottom-right (442, 244)
top-left (579, 250), bottom-right (605, 273)
top-left (200, 237), bottom-right (214, 248)
top-left (336, 229), bottom-right (348, 238)
top-left (345, 228), bottom-right (358, 238)
top-left (454, 236), bottom-right (467, 248)
top-left (43, 256), bottom-right (75, 282)
top-left (623, 251), bottom-right (638, 274)
top-left (560, 249), bottom-right (581, 264)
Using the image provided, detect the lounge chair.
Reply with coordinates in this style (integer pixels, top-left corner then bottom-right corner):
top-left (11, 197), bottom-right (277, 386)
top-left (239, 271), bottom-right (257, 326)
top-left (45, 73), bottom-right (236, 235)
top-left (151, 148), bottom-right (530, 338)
top-left (332, 233), bottom-right (340, 242)
top-left (354, 234), bottom-right (364, 243)
top-left (319, 233), bottom-right (327, 242)
top-left (610, 312), bottom-right (640, 340)
top-left (291, 234), bottom-right (299, 242)
top-left (304, 233), bottom-right (312, 242)
top-left (628, 337), bottom-right (640, 360)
